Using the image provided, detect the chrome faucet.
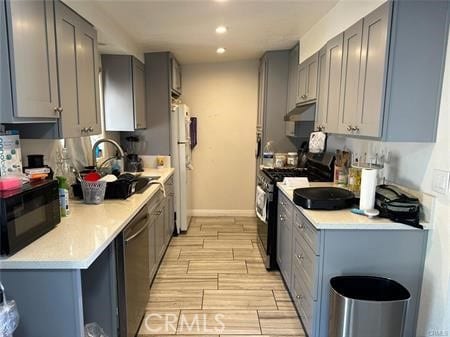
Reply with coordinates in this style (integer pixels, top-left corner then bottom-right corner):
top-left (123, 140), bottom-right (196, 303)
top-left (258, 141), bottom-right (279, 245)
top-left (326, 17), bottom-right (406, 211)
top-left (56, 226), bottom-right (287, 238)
top-left (92, 138), bottom-right (125, 171)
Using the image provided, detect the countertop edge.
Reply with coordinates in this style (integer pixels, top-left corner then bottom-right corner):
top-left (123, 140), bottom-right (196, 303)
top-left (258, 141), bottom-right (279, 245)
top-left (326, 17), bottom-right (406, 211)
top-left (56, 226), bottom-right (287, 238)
top-left (0, 168), bottom-right (175, 270)
top-left (277, 182), bottom-right (428, 231)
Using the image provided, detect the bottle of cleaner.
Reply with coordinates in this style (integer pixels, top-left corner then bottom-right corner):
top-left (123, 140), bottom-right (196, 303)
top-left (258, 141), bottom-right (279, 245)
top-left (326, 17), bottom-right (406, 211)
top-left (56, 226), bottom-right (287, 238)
top-left (56, 176), bottom-right (70, 217)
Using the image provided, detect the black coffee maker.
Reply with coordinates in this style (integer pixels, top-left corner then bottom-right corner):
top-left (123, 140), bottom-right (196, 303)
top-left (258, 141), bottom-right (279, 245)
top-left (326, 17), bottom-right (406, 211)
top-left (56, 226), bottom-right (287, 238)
top-left (124, 136), bottom-right (143, 172)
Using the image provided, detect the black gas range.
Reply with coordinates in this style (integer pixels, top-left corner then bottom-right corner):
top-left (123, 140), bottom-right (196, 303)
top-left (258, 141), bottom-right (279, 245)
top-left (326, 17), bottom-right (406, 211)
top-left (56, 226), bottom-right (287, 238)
top-left (256, 153), bottom-right (334, 270)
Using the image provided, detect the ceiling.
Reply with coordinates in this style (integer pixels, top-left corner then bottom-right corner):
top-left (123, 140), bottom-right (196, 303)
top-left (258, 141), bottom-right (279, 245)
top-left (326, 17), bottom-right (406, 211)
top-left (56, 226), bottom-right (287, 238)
top-left (92, 0), bottom-right (338, 64)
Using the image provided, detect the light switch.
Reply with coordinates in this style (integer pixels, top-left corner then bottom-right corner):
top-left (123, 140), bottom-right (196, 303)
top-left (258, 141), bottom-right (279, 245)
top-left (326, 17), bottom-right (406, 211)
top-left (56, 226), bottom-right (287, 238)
top-left (432, 169), bottom-right (450, 195)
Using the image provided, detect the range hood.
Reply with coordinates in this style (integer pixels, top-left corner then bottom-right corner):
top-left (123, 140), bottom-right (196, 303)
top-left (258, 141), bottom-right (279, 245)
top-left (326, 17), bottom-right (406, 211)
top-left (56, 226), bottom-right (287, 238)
top-left (285, 102), bottom-right (316, 122)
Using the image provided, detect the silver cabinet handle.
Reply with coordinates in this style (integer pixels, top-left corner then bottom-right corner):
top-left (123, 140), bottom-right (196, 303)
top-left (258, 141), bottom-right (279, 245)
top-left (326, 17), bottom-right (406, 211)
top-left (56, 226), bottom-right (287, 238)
top-left (298, 224), bottom-right (304, 230)
top-left (297, 254), bottom-right (304, 260)
top-left (88, 127), bottom-right (94, 132)
top-left (352, 126), bottom-right (360, 132)
top-left (347, 125), bottom-right (353, 132)
top-left (81, 127), bottom-right (87, 133)
top-left (53, 106), bottom-right (63, 115)
top-left (279, 215), bottom-right (285, 222)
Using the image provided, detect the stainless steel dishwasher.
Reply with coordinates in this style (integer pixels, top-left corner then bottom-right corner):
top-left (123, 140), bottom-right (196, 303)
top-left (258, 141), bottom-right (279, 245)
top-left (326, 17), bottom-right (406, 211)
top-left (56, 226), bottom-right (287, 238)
top-left (116, 205), bottom-right (150, 337)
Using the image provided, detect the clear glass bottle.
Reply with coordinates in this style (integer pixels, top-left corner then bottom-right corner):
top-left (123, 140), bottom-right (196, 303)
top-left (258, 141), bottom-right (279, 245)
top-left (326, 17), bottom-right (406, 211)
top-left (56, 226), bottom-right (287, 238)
top-left (55, 148), bottom-right (76, 199)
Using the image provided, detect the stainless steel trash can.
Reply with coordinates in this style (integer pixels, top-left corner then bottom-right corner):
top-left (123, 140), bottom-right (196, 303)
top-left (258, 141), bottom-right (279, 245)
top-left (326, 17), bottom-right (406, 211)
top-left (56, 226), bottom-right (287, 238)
top-left (328, 276), bottom-right (410, 337)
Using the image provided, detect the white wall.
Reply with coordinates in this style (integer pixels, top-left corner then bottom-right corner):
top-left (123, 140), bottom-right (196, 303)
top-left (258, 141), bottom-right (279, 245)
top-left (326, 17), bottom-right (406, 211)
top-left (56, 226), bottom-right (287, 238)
top-left (299, 1), bottom-right (450, 335)
top-left (182, 60), bottom-right (259, 216)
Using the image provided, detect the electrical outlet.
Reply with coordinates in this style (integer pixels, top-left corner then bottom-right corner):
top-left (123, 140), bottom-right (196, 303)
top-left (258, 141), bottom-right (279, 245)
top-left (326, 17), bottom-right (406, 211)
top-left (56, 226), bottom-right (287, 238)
top-left (432, 169), bottom-right (450, 195)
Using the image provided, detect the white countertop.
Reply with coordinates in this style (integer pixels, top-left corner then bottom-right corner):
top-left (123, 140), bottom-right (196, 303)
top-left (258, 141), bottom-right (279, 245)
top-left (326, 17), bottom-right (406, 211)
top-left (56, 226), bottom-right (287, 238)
top-left (277, 182), bottom-right (428, 231)
top-left (0, 168), bottom-right (175, 270)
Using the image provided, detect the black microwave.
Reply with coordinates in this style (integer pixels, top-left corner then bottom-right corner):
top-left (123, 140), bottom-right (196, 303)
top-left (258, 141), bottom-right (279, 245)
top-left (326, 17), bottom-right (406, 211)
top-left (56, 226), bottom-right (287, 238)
top-left (0, 179), bottom-right (61, 256)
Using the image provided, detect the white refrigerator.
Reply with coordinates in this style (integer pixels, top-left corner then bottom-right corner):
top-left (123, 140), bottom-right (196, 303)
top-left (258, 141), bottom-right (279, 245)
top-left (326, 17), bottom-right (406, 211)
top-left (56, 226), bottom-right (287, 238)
top-left (171, 103), bottom-right (193, 233)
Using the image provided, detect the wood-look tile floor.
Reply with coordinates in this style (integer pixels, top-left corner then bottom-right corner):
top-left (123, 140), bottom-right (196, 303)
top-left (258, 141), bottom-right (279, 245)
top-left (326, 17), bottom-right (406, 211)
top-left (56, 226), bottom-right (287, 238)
top-left (138, 217), bottom-right (305, 337)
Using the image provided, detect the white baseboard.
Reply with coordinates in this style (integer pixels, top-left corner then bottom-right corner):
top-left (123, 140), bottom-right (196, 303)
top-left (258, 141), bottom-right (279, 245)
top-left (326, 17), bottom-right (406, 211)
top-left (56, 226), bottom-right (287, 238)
top-left (189, 209), bottom-right (256, 217)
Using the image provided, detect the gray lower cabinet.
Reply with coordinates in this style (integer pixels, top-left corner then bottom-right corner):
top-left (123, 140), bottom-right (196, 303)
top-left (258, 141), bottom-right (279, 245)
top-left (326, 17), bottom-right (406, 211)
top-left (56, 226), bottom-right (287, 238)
top-left (148, 177), bottom-right (175, 280)
top-left (276, 192), bottom-right (293, 290)
top-left (102, 55), bottom-right (146, 131)
top-left (1, 0), bottom-right (59, 121)
top-left (296, 52), bottom-right (318, 105)
top-left (164, 177), bottom-right (175, 246)
top-left (55, 1), bottom-right (101, 138)
top-left (277, 190), bottom-right (428, 337)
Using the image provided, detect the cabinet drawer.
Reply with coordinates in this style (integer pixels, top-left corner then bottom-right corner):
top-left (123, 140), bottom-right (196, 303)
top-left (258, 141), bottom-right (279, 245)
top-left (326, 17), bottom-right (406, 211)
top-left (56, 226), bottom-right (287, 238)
top-left (279, 192), bottom-right (293, 216)
top-left (165, 177), bottom-right (174, 196)
top-left (292, 232), bottom-right (319, 300)
top-left (292, 263), bottom-right (315, 337)
top-left (294, 209), bottom-right (320, 254)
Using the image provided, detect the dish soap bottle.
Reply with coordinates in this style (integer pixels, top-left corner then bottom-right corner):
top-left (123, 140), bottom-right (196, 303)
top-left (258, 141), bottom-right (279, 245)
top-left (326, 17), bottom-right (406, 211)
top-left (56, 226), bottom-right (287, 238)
top-left (56, 176), bottom-right (70, 217)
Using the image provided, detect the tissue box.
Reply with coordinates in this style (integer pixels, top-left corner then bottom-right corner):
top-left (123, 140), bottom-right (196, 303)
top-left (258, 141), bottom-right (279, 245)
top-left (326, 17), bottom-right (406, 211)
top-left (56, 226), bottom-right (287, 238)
top-left (0, 134), bottom-right (23, 176)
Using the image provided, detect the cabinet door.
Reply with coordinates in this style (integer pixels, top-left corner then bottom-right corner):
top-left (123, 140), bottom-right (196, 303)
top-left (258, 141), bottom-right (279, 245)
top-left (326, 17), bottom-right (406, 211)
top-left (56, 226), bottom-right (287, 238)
top-left (286, 45), bottom-right (299, 113)
top-left (256, 58), bottom-right (267, 130)
top-left (76, 19), bottom-right (101, 136)
top-left (315, 46), bottom-right (327, 131)
top-left (171, 57), bottom-right (182, 94)
top-left (166, 194), bottom-right (174, 244)
top-left (155, 206), bottom-right (165, 261)
top-left (305, 53), bottom-right (318, 101)
top-left (6, 0), bottom-right (59, 119)
top-left (296, 63), bottom-right (307, 103)
top-left (338, 20), bottom-right (363, 135)
top-left (322, 33), bottom-right (343, 133)
top-left (55, 1), bottom-right (100, 138)
top-left (148, 218), bottom-right (157, 281)
top-left (356, 2), bottom-right (390, 137)
top-left (132, 58), bottom-right (146, 129)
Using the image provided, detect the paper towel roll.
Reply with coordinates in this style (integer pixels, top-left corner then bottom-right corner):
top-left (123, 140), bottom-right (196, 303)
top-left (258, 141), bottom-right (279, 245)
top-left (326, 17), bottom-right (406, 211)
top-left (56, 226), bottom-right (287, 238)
top-left (359, 168), bottom-right (378, 211)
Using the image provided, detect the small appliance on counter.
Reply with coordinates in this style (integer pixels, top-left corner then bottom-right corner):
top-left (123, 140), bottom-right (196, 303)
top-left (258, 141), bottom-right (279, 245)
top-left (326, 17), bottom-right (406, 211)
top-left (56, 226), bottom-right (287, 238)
top-left (124, 154), bottom-right (143, 172)
top-left (293, 187), bottom-right (355, 210)
top-left (124, 136), bottom-right (144, 172)
top-left (0, 179), bottom-right (60, 256)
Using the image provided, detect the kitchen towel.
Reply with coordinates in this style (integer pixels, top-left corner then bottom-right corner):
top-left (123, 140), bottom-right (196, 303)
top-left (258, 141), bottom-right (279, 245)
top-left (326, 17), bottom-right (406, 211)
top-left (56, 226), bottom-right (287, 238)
top-left (359, 168), bottom-right (378, 210)
top-left (255, 185), bottom-right (267, 222)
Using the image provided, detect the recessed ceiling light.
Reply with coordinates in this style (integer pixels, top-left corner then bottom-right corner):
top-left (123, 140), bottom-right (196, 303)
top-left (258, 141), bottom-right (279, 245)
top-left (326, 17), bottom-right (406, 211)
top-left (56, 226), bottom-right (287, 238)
top-left (215, 26), bottom-right (228, 34)
top-left (216, 47), bottom-right (226, 54)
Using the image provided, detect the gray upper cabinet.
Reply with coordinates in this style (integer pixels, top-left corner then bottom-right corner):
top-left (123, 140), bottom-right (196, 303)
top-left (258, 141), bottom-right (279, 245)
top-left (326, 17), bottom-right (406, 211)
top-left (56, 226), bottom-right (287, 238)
top-left (55, 1), bottom-right (101, 138)
top-left (133, 59), bottom-right (146, 130)
top-left (315, 46), bottom-right (327, 131)
top-left (102, 55), bottom-right (147, 132)
top-left (170, 56), bottom-right (182, 96)
top-left (354, 4), bottom-right (390, 138)
top-left (0, 2), bottom-right (12, 121)
top-left (286, 44), bottom-right (299, 114)
top-left (322, 33), bottom-right (343, 134)
top-left (338, 19), bottom-right (363, 135)
top-left (381, 0), bottom-right (448, 142)
top-left (317, 1), bottom-right (449, 142)
top-left (296, 52), bottom-right (318, 105)
top-left (2, 0), bottom-right (59, 121)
